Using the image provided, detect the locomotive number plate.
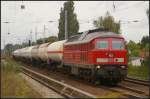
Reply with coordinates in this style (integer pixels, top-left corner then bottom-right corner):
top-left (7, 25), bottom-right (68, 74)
top-left (97, 58), bottom-right (108, 62)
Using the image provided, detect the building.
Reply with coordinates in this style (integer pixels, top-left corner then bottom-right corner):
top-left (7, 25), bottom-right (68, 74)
top-left (129, 57), bottom-right (144, 66)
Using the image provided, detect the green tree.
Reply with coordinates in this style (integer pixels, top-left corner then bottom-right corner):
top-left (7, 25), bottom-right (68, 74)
top-left (93, 11), bottom-right (121, 34)
top-left (127, 40), bottom-right (140, 57)
top-left (4, 44), bottom-right (14, 55)
top-left (36, 38), bottom-right (43, 44)
top-left (47, 36), bottom-right (58, 43)
top-left (140, 36), bottom-right (149, 48)
top-left (36, 36), bottom-right (58, 44)
top-left (58, 1), bottom-right (79, 40)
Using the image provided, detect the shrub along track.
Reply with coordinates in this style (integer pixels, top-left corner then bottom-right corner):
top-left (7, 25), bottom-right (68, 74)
top-left (18, 61), bottom-right (149, 98)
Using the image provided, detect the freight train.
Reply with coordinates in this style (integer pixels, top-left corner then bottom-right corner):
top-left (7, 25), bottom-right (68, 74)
top-left (12, 28), bottom-right (127, 85)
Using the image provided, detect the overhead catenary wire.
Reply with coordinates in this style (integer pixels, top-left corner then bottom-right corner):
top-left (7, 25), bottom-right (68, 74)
top-left (112, 1), bottom-right (147, 13)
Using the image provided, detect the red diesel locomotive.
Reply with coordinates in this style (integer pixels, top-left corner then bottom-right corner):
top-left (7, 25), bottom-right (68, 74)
top-left (63, 28), bottom-right (127, 84)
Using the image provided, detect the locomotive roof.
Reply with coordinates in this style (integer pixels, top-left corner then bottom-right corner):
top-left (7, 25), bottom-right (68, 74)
top-left (64, 29), bottom-right (123, 45)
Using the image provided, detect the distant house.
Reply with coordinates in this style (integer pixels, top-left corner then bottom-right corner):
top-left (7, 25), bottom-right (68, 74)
top-left (129, 57), bottom-right (144, 66)
top-left (140, 51), bottom-right (149, 58)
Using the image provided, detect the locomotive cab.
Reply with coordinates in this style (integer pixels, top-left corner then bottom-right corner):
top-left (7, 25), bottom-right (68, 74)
top-left (92, 37), bottom-right (127, 83)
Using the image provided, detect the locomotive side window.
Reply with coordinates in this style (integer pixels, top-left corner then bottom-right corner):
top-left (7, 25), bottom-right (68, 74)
top-left (112, 41), bottom-right (124, 50)
top-left (96, 41), bottom-right (108, 49)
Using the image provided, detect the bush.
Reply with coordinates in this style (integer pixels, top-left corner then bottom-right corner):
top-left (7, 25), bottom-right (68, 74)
top-left (1, 57), bottom-right (42, 98)
top-left (128, 64), bottom-right (149, 80)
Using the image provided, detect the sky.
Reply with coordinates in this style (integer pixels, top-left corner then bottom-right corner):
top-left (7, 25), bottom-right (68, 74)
top-left (1, 1), bottom-right (149, 49)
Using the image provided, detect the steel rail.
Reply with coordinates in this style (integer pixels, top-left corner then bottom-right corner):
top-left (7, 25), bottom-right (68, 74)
top-left (21, 66), bottom-right (97, 98)
top-left (125, 77), bottom-right (149, 86)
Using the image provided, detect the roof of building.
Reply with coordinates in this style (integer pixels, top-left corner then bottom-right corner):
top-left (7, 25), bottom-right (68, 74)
top-left (129, 57), bottom-right (143, 61)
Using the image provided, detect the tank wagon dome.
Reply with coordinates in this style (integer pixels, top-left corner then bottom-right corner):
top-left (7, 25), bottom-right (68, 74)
top-left (64, 28), bottom-right (123, 45)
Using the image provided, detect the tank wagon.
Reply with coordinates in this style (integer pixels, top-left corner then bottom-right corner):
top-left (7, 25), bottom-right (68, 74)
top-left (12, 28), bottom-right (127, 85)
top-left (31, 45), bottom-right (40, 63)
top-left (25, 46), bottom-right (35, 62)
top-left (47, 40), bottom-right (66, 64)
top-left (12, 49), bottom-right (19, 59)
top-left (38, 43), bottom-right (50, 63)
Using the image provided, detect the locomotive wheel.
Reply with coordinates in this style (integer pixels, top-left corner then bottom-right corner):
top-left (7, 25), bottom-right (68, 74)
top-left (109, 80), bottom-right (118, 86)
top-left (102, 79), bottom-right (118, 86)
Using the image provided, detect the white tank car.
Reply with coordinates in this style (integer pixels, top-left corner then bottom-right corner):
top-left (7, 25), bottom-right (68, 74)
top-left (38, 43), bottom-right (50, 62)
top-left (31, 45), bottom-right (40, 60)
top-left (18, 48), bottom-right (24, 58)
top-left (12, 50), bottom-right (16, 56)
top-left (22, 47), bottom-right (29, 58)
top-left (12, 49), bottom-right (19, 58)
top-left (47, 40), bottom-right (66, 63)
top-left (16, 49), bottom-right (21, 58)
top-left (24, 46), bottom-right (34, 60)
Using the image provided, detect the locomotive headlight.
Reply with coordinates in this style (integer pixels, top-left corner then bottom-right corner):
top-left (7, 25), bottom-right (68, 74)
top-left (121, 65), bottom-right (125, 69)
top-left (96, 65), bottom-right (101, 69)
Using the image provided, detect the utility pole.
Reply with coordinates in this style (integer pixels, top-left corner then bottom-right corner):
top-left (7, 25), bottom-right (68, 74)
top-left (113, 1), bottom-right (115, 12)
top-left (3, 39), bottom-right (6, 55)
top-left (35, 26), bottom-right (37, 44)
top-left (2, 21), bottom-right (11, 55)
top-left (65, 10), bottom-right (68, 40)
top-left (30, 30), bottom-right (32, 46)
top-left (43, 25), bottom-right (46, 43)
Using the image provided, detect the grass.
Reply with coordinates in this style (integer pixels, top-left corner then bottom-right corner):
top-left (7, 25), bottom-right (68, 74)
top-left (1, 56), bottom-right (42, 98)
top-left (127, 64), bottom-right (149, 80)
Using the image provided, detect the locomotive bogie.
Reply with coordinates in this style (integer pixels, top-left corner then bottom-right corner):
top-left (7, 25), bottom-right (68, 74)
top-left (95, 65), bottom-right (127, 82)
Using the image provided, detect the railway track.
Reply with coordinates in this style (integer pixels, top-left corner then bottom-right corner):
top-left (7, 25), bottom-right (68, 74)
top-left (125, 77), bottom-right (149, 86)
top-left (21, 66), bottom-right (97, 98)
top-left (19, 62), bottom-right (149, 98)
top-left (107, 77), bottom-right (149, 98)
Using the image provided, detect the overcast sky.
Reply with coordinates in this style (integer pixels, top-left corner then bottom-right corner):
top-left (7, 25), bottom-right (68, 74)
top-left (1, 1), bottom-right (149, 49)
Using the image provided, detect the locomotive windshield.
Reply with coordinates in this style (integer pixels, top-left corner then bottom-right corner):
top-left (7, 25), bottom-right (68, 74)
top-left (95, 38), bottom-right (124, 50)
top-left (96, 41), bottom-right (108, 49)
top-left (112, 40), bottom-right (124, 50)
